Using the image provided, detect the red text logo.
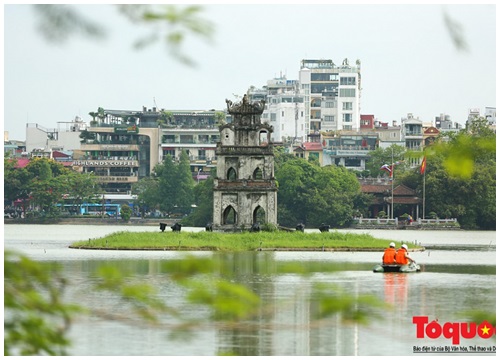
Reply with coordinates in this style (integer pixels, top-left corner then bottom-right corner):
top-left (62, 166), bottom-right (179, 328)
top-left (413, 316), bottom-right (495, 345)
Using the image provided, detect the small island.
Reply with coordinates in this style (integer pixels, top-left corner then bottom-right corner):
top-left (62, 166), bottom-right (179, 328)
top-left (70, 230), bottom-right (425, 252)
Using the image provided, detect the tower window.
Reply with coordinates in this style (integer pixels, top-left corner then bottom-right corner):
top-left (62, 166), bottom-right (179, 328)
top-left (253, 167), bottom-right (263, 180)
top-left (227, 167), bottom-right (237, 181)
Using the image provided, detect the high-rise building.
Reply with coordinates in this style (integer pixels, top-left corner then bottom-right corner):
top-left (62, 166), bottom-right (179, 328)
top-left (248, 77), bottom-right (306, 143)
top-left (299, 59), bottom-right (362, 133)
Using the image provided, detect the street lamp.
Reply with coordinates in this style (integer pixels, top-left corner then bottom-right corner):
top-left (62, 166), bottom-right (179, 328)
top-left (391, 147), bottom-right (394, 220)
top-left (197, 168), bottom-right (202, 184)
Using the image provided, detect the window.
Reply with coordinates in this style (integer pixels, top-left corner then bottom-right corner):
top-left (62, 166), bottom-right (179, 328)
top-left (325, 101), bottom-right (336, 108)
top-left (343, 114), bottom-right (352, 122)
top-left (227, 167), bottom-right (237, 181)
top-left (311, 84), bottom-right (335, 93)
top-left (281, 111), bottom-right (284, 117)
top-left (253, 167), bottom-right (263, 180)
top-left (324, 116), bottom-right (335, 122)
top-left (340, 77), bottom-right (356, 85)
top-left (198, 149), bottom-right (206, 160)
top-left (311, 73), bottom-right (336, 81)
top-left (343, 125), bottom-right (353, 130)
top-left (343, 102), bottom-right (353, 111)
top-left (345, 158), bottom-right (361, 167)
top-left (308, 152), bottom-right (319, 161)
top-left (163, 149), bottom-right (175, 157)
top-left (270, 113), bottom-right (277, 122)
top-left (339, 89), bottom-right (355, 97)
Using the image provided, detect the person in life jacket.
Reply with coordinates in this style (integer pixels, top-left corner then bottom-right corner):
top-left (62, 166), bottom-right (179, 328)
top-left (382, 242), bottom-right (397, 264)
top-left (395, 244), bottom-right (415, 265)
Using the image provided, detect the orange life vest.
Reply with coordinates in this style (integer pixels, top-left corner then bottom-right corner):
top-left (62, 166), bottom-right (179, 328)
top-left (382, 248), bottom-right (396, 264)
top-left (395, 248), bottom-right (409, 265)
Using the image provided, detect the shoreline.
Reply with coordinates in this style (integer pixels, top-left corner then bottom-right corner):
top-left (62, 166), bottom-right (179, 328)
top-left (68, 245), bottom-right (426, 252)
top-left (5, 217), bottom-right (462, 231)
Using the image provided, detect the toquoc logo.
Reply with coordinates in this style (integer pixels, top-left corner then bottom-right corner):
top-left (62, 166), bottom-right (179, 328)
top-left (413, 316), bottom-right (495, 345)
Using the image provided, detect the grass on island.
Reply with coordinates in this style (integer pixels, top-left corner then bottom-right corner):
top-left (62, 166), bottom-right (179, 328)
top-left (70, 230), bottom-right (420, 252)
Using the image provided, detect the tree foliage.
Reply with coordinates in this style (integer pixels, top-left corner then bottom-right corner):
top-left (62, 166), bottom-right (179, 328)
top-left (131, 177), bottom-right (160, 217)
top-left (33, 4), bottom-right (214, 67)
top-left (275, 155), bottom-right (363, 228)
top-left (4, 158), bottom-right (100, 217)
top-left (4, 251), bottom-right (82, 356)
top-left (183, 169), bottom-right (215, 227)
top-left (398, 117), bottom-right (496, 229)
top-left (120, 203), bottom-right (133, 222)
top-left (365, 144), bottom-right (407, 178)
top-left (153, 150), bottom-right (195, 215)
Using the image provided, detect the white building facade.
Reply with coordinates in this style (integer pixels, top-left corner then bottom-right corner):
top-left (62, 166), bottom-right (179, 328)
top-left (249, 78), bottom-right (306, 143)
top-left (299, 59), bottom-right (362, 133)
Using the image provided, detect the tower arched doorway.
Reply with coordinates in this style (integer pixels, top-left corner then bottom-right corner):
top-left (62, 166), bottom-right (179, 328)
top-left (223, 205), bottom-right (237, 225)
top-left (253, 205), bottom-right (266, 225)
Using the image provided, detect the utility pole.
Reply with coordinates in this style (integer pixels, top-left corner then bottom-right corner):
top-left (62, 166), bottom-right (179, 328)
top-left (391, 147), bottom-right (394, 220)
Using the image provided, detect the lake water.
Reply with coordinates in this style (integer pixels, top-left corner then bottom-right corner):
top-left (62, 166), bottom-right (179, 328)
top-left (4, 225), bottom-right (497, 356)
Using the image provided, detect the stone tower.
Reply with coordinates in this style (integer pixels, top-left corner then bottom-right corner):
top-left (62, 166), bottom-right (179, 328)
top-left (212, 94), bottom-right (277, 231)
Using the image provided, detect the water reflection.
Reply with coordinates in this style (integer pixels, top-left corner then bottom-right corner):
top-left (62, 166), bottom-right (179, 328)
top-left (383, 273), bottom-right (409, 308)
top-left (54, 252), bottom-right (495, 356)
top-left (4, 226), bottom-right (496, 356)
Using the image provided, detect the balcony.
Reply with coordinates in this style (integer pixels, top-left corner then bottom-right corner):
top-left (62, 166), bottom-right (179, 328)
top-left (404, 131), bottom-right (422, 136)
top-left (161, 138), bottom-right (219, 145)
top-left (80, 143), bottom-right (140, 151)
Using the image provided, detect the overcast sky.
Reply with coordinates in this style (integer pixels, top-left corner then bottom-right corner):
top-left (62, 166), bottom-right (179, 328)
top-left (3, 3), bottom-right (497, 141)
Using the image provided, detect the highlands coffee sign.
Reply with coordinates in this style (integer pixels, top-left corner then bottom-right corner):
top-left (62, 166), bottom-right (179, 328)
top-left (115, 125), bottom-right (139, 133)
top-left (72, 160), bottom-right (139, 167)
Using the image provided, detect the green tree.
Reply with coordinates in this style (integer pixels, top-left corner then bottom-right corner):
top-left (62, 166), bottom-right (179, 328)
top-left (175, 150), bottom-right (195, 211)
top-left (79, 129), bottom-right (96, 143)
top-left (131, 177), bottom-right (160, 217)
top-left (63, 171), bottom-right (101, 213)
top-left (214, 111), bottom-right (226, 126)
top-left (158, 111), bottom-right (174, 127)
top-left (4, 251), bottom-right (82, 355)
top-left (4, 159), bottom-right (31, 209)
top-left (120, 203), bottom-right (132, 221)
top-left (428, 116), bottom-right (495, 179)
top-left (275, 157), bottom-right (362, 228)
top-left (415, 117), bottom-right (496, 229)
top-left (156, 154), bottom-right (177, 213)
top-left (365, 144), bottom-right (407, 177)
top-left (183, 169), bottom-right (215, 226)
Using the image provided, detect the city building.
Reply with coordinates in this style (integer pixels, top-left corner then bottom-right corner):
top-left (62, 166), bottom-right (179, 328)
top-left (373, 121), bottom-right (404, 149)
top-left (360, 114), bottom-right (375, 129)
top-left (159, 110), bottom-right (221, 180)
top-left (4, 131), bottom-right (26, 158)
top-left (400, 113), bottom-right (423, 150)
top-left (293, 141), bottom-right (324, 164)
top-left (299, 58), bottom-right (362, 133)
top-left (25, 116), bottom-right (87, 153)
top-left (322, 131), bottom-right (378, 170)
top-left (434, 113), bottom-right (462, 135)
top-left (484, 106), bottom-right (496, 128)
top-left (75, 107), bottom-right (224, 193)
top-left (248, 77), bottom-right (306, 144)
